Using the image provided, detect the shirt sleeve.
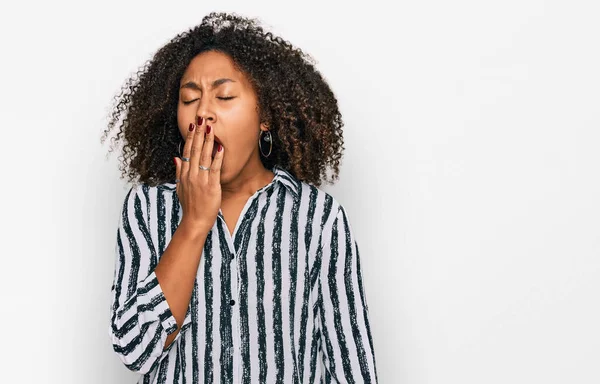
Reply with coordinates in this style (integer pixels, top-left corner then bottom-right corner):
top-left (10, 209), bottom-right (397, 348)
top-left (108, 185), bottom-right (192, 374)
top-left (316, 204), bottom-right (379, 383)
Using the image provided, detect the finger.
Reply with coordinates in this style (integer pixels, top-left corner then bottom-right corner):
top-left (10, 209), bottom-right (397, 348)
top-left (208, 142), bottom-right (223, 186)
top-left (189, 119), bottom-right (206, 178)
top-left (200, 124), bottom-right (214, 171)
top-left (180, 122), bottom-right (196, 179)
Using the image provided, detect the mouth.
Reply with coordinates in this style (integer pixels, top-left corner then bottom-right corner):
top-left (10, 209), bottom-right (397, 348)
top-left (212, 135), bottom-right (223, 158)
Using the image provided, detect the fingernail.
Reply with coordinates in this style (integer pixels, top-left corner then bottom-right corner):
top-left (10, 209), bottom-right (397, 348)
top-left (189, 123), bottom-right (194, 132)
top-left (218, 144), bottom-right (222, 152)
top-left (197, 116), bottom-right (203, 125)
top-left (173, 157), bottom-right (177, 165)
top-left (206, 125), bottom-right (211, 134)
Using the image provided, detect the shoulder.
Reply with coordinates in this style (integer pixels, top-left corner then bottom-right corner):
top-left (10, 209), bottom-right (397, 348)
top-left (298, 182), bottom-right (360, 252)
top-left (294, 179), bottom-right (350, 230)
top-left (273, 164), bottom-right (351, 222)
top-left (298, 181), bottom-right (341, 209)
top-left (275, 165), bottom-right (343, 213)
top-left (120, 181), bottom-right (177, 220)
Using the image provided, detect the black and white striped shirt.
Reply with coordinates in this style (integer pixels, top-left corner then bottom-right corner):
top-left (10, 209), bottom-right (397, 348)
top-left (108, 165), bottom-right (378, 383)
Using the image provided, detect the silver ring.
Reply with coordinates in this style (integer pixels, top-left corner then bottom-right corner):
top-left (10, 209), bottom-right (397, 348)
top-left (199, 165), bottom-right (210, 171)
top-left (175, 178), bottom-right (180, 183)
top-left (181, 156), bottom-right (190, 162)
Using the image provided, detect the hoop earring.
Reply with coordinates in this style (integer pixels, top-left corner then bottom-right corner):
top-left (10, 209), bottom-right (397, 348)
top-left (178, 139), bottom-right (184, 158)
top-left (259, 130), bottom-right (272, 158)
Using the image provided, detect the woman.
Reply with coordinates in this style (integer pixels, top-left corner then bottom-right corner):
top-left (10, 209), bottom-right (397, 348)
top-left (104, 12), bottom-right (378, 384)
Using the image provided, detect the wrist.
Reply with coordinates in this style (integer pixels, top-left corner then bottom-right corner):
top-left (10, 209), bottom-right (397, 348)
top-left (178, 218), bottom-right (212, 239)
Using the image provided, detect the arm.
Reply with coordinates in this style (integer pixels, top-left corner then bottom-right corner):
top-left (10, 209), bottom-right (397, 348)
top-left (108, 185), bottom-right (208, 374)
top-left (316, 204), bottom-right (379, 383)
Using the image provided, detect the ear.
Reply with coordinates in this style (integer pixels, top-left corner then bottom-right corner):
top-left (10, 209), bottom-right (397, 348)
top-left (259, 122), bottom-right (270, 132)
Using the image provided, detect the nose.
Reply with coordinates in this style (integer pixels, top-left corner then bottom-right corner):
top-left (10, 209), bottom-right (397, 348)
top-left (196, 115), bottom-right (215, 126)
top-left (195, 98), bottom-right (216, 125)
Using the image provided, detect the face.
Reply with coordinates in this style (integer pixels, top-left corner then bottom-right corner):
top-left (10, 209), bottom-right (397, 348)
top-left (177, 50), bottom-right (267, 183)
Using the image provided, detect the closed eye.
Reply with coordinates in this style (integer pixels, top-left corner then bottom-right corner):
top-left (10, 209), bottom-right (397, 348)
top-left (182, 97), bottom-right (235, 105)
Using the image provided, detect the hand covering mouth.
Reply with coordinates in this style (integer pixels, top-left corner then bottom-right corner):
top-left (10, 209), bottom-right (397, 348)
top-left (212, 135), bottom-right (223, 158)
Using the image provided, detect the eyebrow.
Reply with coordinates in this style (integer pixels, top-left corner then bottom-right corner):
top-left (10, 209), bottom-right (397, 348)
top-left (179, 78), bottom-right (236, 90)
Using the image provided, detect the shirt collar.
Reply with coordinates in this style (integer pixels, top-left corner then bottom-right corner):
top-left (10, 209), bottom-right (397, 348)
top-left (159, 164), bottom-right (301, 200)
top-left (271, 164), bottom-right (301, 201)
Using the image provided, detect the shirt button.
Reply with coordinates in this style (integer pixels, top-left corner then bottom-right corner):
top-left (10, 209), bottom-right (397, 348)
top-left (229, 299), bottom-right (236, 306)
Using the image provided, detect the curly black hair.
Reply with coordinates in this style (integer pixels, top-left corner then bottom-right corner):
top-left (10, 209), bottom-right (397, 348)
top-left (101, 12), bottom-right (345, 188)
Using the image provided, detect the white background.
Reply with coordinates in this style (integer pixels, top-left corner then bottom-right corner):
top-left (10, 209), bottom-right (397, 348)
top-left (1, 0), bottom-right (599, 383)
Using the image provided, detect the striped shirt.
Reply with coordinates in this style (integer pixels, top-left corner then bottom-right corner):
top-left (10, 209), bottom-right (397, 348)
top-left (108, 164), bottom-right (378, 383)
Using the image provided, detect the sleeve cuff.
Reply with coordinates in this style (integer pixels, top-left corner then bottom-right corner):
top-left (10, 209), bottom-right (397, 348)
top-left (136, 270), bottom-right (179, 336)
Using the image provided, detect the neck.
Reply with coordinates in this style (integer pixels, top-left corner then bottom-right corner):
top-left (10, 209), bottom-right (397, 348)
top-left (221, 159), bottom-right (274, 201)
